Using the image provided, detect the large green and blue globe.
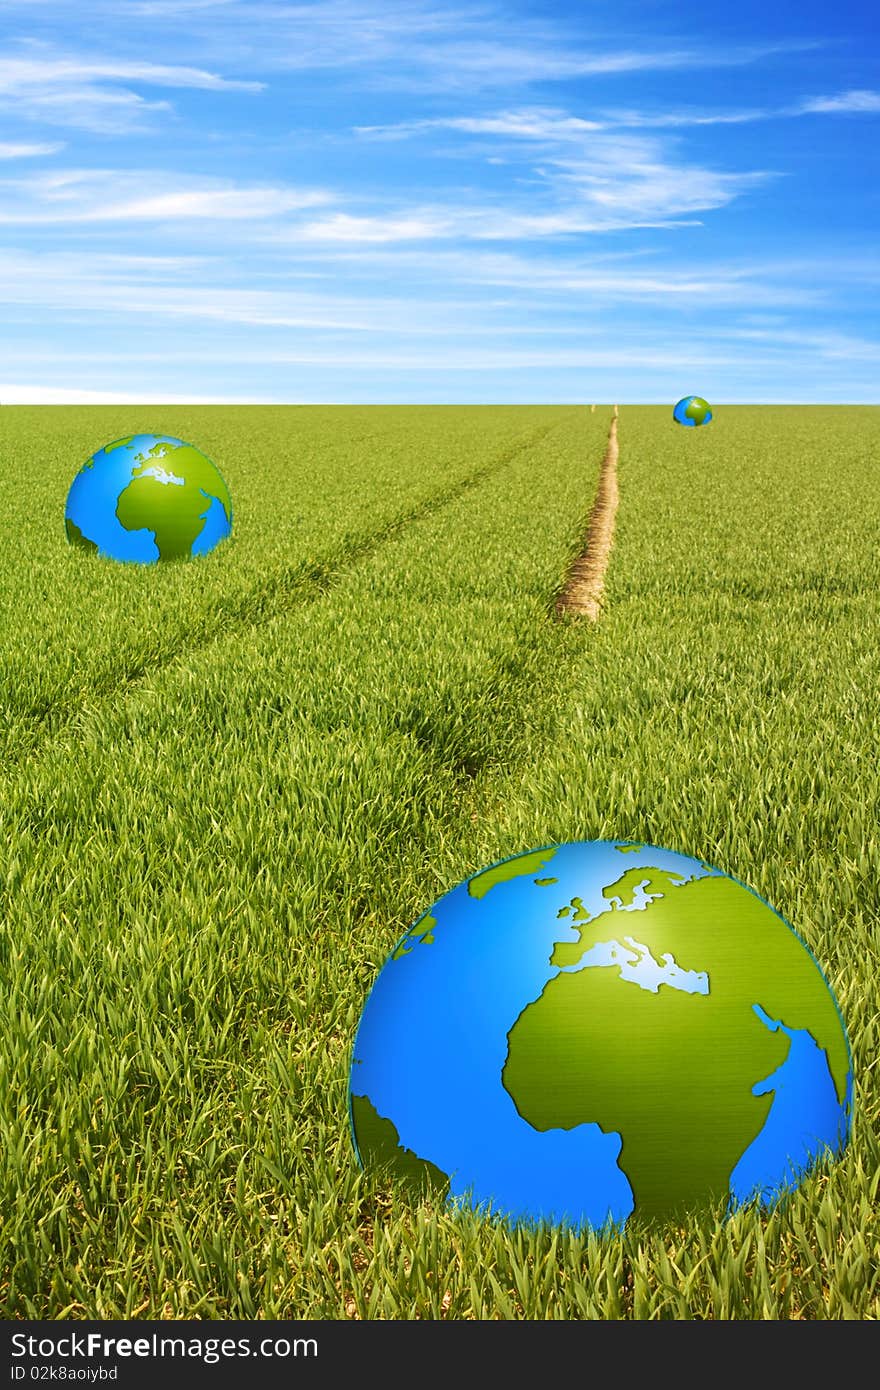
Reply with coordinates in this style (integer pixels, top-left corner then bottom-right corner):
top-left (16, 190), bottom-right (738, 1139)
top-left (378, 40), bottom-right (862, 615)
top-left (350, 841), bottom-right (851, 1231)
top-left (65, 434), bottom-right (232, 563)
top-left (673, 396), bottom-right (713, 427)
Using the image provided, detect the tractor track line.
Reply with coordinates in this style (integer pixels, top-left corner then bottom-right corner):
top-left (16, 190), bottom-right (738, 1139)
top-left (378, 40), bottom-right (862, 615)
top-left (5, 421), bottom-right (561, 769)
top-left (555, 405), bottom-right (619, 621)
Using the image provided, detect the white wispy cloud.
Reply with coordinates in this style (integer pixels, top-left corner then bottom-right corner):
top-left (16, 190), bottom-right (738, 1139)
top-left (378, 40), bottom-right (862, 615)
top-left (413, 249), bottom-right (812, 305)
top-left (279, 243), bottom-right (816, 308)
top-left (0, 49), bottom-right (263, 130)
top-left (613, 89), bottom-right (880, 126)
top-left (89, 187), bottom-right (331, 223)
top-left (543, 136), bottom-right (773, 223)
top-left (0, 248), bottom-right (486, 331)
top-left (0, 139), bottom-right (63, 158)
top-left (10, 330), bottom-right (877, 391)
top-left (0, 244), bottom-right (821, 332)
top-left (393, 38), bottom-right (817, 90)
top-left (355, 109), bottom-right (606, 140)
top-left (0, 169), bottom-right (332, 223)
top-left (0, 120), bottom-right (767, 238)
top-left (292, 205), bottom-right (700, 244)
top-left (798, 89), bottom-right (880, 115)
top-left (0, 55), bottom-right (263, 91)
top-left (0, 381), bottom-right (241, 404)
top-left (127, 2), bottom-right (242, 13)
top-left (293, 212), bottom-right (451, 243)
top-left (11, 87), bottom-right (174, 133)
top-left (3, 3), bottom-right (818, 90)
top-left (600, 107), bottom-right (769, 130)
top-left (720, 326), bottom-right (880, 361)
top-left (289, 124), bottom-right (773, 244)
top-left (357, 90), bottom-right (880, 145)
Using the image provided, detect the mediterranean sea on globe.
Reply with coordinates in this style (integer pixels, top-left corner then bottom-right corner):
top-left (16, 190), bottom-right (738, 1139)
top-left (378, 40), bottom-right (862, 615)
top-left (673, 396), bottom-right (713, 427)
top-left (65, 434), bottom-right (232, 563)
top-left (349, 841), bottom-right (852, 1231)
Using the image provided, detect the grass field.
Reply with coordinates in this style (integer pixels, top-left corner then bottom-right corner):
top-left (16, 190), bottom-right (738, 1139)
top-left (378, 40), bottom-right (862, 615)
top-left (0, 403), bottom-right (878, 1319)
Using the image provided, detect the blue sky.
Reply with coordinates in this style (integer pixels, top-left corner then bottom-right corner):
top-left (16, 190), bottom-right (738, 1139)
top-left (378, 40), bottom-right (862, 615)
top-left (0, 0), bottom-right (877, 402)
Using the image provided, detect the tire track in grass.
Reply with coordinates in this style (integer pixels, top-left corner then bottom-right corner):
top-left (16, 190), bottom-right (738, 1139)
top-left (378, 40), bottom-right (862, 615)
top-left (246, 421), bottom-right (558, 605)
top-left (555, 405), bottom-right (619, 621)
top-left (6, 421), bottom-right (562, 767)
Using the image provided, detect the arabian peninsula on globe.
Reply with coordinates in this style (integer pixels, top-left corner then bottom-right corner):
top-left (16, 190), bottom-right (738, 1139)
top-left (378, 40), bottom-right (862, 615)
top-left (350, 841), bottom-right (852, 1231)
top-left (65, 434), bottom-right (232, 563)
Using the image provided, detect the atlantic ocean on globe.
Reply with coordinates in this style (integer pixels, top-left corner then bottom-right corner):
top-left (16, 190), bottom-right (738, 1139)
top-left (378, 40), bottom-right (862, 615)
top-left (65, 434), bottom-right (232, 563)
top-left (673, 396), bottom-right (713, 427)
top-left (350, 842), bottom-right (851, 1232)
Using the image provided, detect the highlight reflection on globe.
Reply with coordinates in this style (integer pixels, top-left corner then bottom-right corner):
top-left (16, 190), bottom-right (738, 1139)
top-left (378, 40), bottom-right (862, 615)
top-left (350, 841), bottom-right (852, 1232)
top-left (65, 434), bottom-right (233, 563)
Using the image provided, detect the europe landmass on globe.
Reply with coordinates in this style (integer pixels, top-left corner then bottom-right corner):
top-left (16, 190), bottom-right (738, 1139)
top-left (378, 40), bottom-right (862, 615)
top-left (65, 434), bottom-right (233, 563)
top-left (350, 841), bottom-right (852, 1231)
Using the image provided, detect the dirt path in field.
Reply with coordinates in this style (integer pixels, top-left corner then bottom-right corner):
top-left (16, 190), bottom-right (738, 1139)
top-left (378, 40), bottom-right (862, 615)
top-left (555, 405), bottom-right (619, 621)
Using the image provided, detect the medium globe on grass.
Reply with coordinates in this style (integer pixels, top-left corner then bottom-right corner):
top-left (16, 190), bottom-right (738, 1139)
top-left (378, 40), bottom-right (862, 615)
top-left (65, 434), bottom-right (232, 563)
top-left (350, 840), bottom-right (851, 1232)
top-left (673, 396), bottom-right (713, 427)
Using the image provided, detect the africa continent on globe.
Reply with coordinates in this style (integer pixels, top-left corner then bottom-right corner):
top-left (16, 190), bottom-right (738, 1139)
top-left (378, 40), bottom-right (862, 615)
top-left (65, 434), bottom-right (232, 563)
top-left (673, 396), bottom-right (713, 427)
top-left (350, 842), bottom-right (851, 1231)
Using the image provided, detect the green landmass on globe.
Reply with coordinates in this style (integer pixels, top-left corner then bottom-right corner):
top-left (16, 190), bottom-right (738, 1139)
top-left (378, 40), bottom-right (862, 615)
top-left (502, 866), bottom-right (849, 1220)
top-left (115, 442), bottom-right (233, 560)
top-left (392, 913), bottom-right (438, 959)
top-left (685, 398), bottom-right (711, 424)
top-left (63, 518), bottom-right (99, 554)
top-left (350, 1094), bottom-right (450, 1197)
top-left (469, 848), bottom-right (558, 899)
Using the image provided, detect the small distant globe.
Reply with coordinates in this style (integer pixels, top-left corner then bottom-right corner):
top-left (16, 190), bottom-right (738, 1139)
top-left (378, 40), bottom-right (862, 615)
top-left (350, 841), bottom-right (851, 1232)
top-left (673, 396), bottom-right (713, 427)
top-left (65, 434), bottom-right (232, 563)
